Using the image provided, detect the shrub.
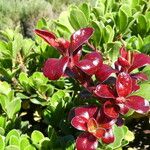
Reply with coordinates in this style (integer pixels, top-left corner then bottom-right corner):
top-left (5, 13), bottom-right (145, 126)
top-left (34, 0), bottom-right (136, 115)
top-left (0, 0), bottom-right (150, 150)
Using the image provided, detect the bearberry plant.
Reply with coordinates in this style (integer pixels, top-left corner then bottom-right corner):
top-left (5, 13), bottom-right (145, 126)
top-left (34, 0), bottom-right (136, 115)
top-left (35, 27), bottom-right (150, 150)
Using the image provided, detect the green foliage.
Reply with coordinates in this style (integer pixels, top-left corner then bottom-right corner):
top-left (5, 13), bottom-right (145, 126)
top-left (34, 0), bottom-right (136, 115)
top-left (0, 0), bottom-right (150, 149)
top-left (52, 0), bottom-right (150, 55)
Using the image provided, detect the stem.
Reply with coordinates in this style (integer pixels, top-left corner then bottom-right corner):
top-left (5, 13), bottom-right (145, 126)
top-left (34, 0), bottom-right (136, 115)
top-left (87, 42), bottom-right (97, 51)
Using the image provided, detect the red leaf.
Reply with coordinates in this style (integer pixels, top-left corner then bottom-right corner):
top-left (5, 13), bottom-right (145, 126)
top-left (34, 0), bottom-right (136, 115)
top-left (93, 128), bottom-right (106, 139)
top-left (34, 29), bottom-right (57, 47)
top-left (131, 73), bottom-right (148, 81)
top-left (76, 52), bottom-right (102, 75)
top-left (69, 27), bottom-right (94, 53)
top-left (87, 118), bottom-right (98, 130)
top-left (117, 103), bottom-right (129, 115)
top-left (35, 29), bottom-right (69, 54)
top-left (129, 53), bottom-right (150, 72)
top-left (118, 57), bottom-right (130, 68)
top-left (116, 72), bottom-right (132, 97)
top-left (120, 47), bottom-right (128, 58)
top-left (42, 56), bottom-right (69, 80)
top-left (96, 110), bottom-right (116, 129)
top-left (94, 84), bottom-right (115, 99)
top-left (72, 48), bottom-right (82, 64)
top-left (103, 101), bottom-right (120, 119)
top-left (71, 116), bottom-right (88, 131)
top-left (102, 129), bottom-right (115, 144)
top-left (95, 64), bottom-right (117, 82)
top-left (126, 96), bottom-right (150, 113)
top-left (68, 106), bottom-right (98, 121)
top-left (87, 118), bottom-right (106, 139)
top-left (76, 132), bottom-right (98, 150)
top-left (55, 38), bottom-right (70, 54)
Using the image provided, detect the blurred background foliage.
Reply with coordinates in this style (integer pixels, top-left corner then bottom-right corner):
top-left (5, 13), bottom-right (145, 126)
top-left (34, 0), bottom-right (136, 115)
top-left (0, 0), bottom-right (90, 37)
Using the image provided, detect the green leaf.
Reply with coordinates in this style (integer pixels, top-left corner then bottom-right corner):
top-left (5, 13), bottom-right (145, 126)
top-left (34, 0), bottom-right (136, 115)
top-left (118, 9), bottom-right (128, 33)
top-left (143, 66), bottom-right (150, 80)
top-left (145, 11), bottom-right (150, 31)
top-left (20, 137), bottom-right (30, 150)
top-left (6, 98), bottom-right (21, 119)
top-left (105, 42), bottom-right (121, 63)
top-left (22, 39), bottom-right (35, 57)
top-left (0, 82), bottom-right (11, 95)
top-left (24, 145), bottom-right (36, 150)
top-left (5, 145), bottom-right (19, 150)
top-left (6, 129), bottom-right (20, 144)
top-left (0, 41), bottom-right (10, 58)
top-left (103, 25), bottom-right (114, 43)
top-left (51, 90), bottom-right (65, 107)
top-left (40, 137), bottom-right (51, 150)
top-left (47, 125), bottom-right (57, 147)
top-left (69, 7), bottom-right (88, 30)
top-left (124, 130), bottom-right (135, 142)
top-left (29, 72), bottom-right (48, 88)
top-left (137, 14), bottom-right (147, 35)
top-left (31, 130), bottom-right (44, 144)
top-left (133, 82), bottom-right (150, 101)
top-left (19, 72), bottom-right (31, 91)
top-left (54, 21), bottom-right (71, 39)
top-left (36, 18), bottom-right (47, 29)
top-left (120, 4), bottom-right (132, 17)
top-left (0, 127), bottom-right (5, 135)
top-left (0, 94), bottom-right (9, 112)
top-left (91, 21), bottom-right (102, 47)
top-left (58, 11), bottom-right (74, 32)
top-left (137, 34), bottom-right (144, 49)
top-left (0, 135), bottom-right (5, 150)
top-left (0, 116), bottom-right (6, 128)
top-left (0, 29), bottom-right (14, 41)
top-left (107, 125), bottom-right (125, 149)
top-left (9, 135), bottom-right (20, 146)
top-left (80, 3), bottom-right (90, 22)
top-left (38, 84), bottom-right (54, 96)
top-left (12, 33), bottom-right (23, 59)
top-left (66, 139), bottom-right (75, 150)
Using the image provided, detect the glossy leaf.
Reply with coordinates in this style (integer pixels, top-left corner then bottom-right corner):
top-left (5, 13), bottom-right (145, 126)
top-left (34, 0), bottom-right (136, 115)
top-left (69, 27), bottom-right (94, 53)
top-left (95, 64), bottom-right (117, 82)
top-left (116, 72), bottom-right (132, 97)
top-left (31, 130), bottom-right (44, 144)
top-left (102, 129), bottom-right (114, 144)
top-left (42, 56), bottom-right (69, 80)
top-left (68, 106), bottom-right (98, 121)
top-left (131, 73), bottom-right (148, 81)
top-left (71, 116), bottom-right (88, 131)
top-left (76, 52), bottom-right (102, 75)
top-left (96, 110), bottom-right (116, 129)
top-left (34, 29), bottom-right (56, 45)
top-left (76, 132), bottom-right (98, 150)
top-left (87, 118), bottom-right (106, 139)
top-left (126, 96), bottom-right (149, 113)
top-left (103, 101), bottom-right (120, 119)
top-left (128, 53), bottom-right (150, 72)
top-left (94, 84), bottom-right (115, 99)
